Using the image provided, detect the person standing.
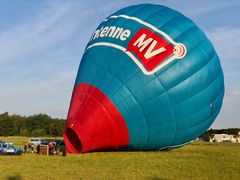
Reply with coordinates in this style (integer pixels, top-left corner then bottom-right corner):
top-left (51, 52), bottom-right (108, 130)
top-left (48, 143), bottom-right (53, 155)
top-left (36, 144), bottom-right (40, 154)
top-left (28, 143), bottom-right (31, 152)
top-left (24, 143), bottom-right (27, 153)
top-left (31, 144), bottom-right (34, 153)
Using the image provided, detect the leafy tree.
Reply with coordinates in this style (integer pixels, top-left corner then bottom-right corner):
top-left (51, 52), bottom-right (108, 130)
top-left (0, 112), bottom-right (65, 137)
top-left (32, 129), bottom-right (46, 137)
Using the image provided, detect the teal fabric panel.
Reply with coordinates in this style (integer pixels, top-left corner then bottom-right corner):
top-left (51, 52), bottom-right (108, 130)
top-left (74, 4), bottom-right (224, 150)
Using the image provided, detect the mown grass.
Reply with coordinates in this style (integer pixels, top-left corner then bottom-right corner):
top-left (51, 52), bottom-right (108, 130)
top-left (0, 137), bottom-right (239, 180)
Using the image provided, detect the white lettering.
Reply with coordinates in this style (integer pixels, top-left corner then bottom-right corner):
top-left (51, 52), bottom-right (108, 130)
top-left (112, 27), bottom-right (123, 38)
top-left (100, 27), bottom-right (109, 37)
top-left (93, 27), bottom-right (103, 40)
top-left (120, 30), bottom-right (131, 41)
top-left (105, 26), bottom-right (116, 37)
top-left (89, 26), bottom-right (131, 42)
top-left (133, 34), bottom-right (153, 52)
top-left (144, 40), bottom-right (166, 59)
top-left (134, 34), bottom-right (167, 59)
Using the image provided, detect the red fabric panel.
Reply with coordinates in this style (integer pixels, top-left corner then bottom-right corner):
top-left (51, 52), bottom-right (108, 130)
top-left (128, 28), bottom-right (174, 71)
top-left (64, 83), bottom-right (129, 153)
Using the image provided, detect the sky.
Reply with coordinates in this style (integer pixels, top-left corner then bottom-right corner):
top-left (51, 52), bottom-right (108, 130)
top-left (0, 0), bottom-right (239, 129)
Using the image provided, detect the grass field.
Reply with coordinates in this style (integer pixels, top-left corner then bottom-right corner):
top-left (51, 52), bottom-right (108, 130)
top-left (0, 137), bottom-right (239, 180)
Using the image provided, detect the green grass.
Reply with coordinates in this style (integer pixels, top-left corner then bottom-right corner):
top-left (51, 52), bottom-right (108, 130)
top-left (0, 137), bottom-right (240, 180)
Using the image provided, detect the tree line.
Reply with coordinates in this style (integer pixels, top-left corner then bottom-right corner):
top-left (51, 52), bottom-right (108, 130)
top-left (1, 111), bottom-right (239, 138)
top-left (200, 128), bottom-right (240, 141)
top-left (206, 128), bottom-right (240, 136)
top-left (0, 112), bottom-right (65, 137)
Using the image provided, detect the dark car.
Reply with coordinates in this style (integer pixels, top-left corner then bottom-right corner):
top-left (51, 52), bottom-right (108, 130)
top-left (40, 139), bottom-right (49, 145)
top-left (55, 140), bottom-right (66, 155)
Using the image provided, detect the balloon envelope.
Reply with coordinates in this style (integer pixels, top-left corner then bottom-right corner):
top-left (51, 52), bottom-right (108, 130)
top-left (64, 4), bottom-right (224, 153)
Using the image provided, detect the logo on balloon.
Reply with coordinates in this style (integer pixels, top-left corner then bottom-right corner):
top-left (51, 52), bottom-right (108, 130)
top-left (86, 15), bottom-right (187, 75)
top-left (128, 28), bottom-right (186, 72)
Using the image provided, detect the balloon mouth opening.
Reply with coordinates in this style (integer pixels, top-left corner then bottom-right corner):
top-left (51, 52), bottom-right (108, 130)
top-left (64, 83), bottom-right (130, 153)
top-left (64, 128), bottom-right (83, 153)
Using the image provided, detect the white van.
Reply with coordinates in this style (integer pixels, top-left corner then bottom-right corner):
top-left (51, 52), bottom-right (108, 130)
top-left (28, 138), bottom-right (42, 145)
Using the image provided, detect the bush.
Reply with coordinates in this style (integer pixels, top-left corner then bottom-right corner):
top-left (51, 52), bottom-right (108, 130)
top-left (31, 129), bottom-right (46, 137)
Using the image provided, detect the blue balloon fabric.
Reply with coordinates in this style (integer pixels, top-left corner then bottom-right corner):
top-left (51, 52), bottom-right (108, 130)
top-left (64, 4), bottom-right (224, 153)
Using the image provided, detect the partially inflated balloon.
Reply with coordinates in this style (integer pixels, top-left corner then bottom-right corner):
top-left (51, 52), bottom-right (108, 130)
top-left (64, 4), bottom-right (224, 153)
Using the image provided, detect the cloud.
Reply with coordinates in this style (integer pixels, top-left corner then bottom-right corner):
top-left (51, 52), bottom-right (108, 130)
top-left (213, 84), bottom-right (240, 128)
top-left (0, 1), bottom-right (119, 65)
top-left (0, 0), bottom-right (123, 118)
top-left (0, 70), bottom-right (75, 118)
top-left (0, 2), bottom-right (73, 64)
top-left (206, 26), bottom-right (240, 128)
top-left (0, 1), bottom-right (78, 117)
top-left (225, 85), bottom-right (240, 97)
top-left (180, 1), bottom-right (240, 17)
top-left (205, 26), bottom-right (240, 86)
top-left (206, 26), bottom-right (240, 61)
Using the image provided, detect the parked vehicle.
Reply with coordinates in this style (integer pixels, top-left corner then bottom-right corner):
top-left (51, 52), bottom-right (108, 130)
top-left (40, 139), bottom-right (49, 145)
top-left (0, 142), bottom-right (23, 155)
top-left (55, 140), bottom-right (66, 155)
top-left (28, 138), bottom-right (42, 145)
top-left (28, 138), bottom-right (49, 145)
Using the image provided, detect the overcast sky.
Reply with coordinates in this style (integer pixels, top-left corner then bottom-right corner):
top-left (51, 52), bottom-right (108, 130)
top-left (0, 0), bottom-right (239, 128)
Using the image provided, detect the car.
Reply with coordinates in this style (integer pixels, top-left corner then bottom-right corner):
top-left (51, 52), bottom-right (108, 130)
top-left (55, 140), bottom-right (66, 155)
top-left (28, 138), bottom-right (44, 145)
top-left (0, 142), bottom-right (23, 155)
top-left (40, 139), bottom-right (49, 145)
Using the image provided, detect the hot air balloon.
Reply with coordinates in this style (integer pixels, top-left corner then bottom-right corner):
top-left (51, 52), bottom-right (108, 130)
top-left (64, 4), bottom-right (224, 153)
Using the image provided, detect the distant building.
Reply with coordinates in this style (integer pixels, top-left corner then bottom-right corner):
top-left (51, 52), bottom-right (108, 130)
top-left (210, 134), bottom-right (239, 143)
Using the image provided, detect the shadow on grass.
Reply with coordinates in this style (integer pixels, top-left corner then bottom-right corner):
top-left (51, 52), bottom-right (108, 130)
top-left (80, 146), bottom-right (176, 154)
top-left (6, 174), bottom-right (22, 180)
top-left (148, 177), bottom-right (170, 180)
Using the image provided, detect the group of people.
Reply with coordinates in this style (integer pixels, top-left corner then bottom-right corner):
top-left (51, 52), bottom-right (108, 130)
top-left (24, 142), bottom-right (55, 155)
top-left (24, 143), bottom-right (35, 153)
top-left (24, 142), bottom-right (66, 156)
top-left (48, 142), bottom-right (66, 156)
